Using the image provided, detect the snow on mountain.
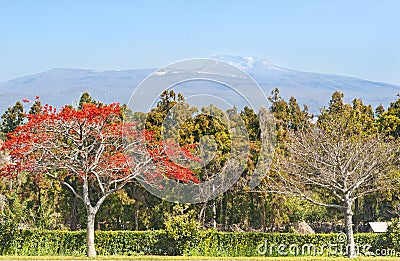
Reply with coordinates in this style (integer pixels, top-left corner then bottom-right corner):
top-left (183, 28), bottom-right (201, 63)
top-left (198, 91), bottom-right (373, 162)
top-left (211, 54), bottom-right (287, 72)
top-left (0, 55), bottom-right (399, 115)
top-left (212, 55), bottom-right (399, 113)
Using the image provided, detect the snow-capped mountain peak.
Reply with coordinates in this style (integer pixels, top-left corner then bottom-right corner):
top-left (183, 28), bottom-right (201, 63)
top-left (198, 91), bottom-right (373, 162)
top-left (0, 54), bottom-right (398, 115)
top-left (211, 54), bottom-right (287, 71)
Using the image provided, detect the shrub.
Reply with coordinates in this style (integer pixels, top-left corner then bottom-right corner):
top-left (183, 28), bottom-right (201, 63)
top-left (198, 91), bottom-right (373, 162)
top-left (0, 229), bottom-right (390, 257)
top-left (379, 218), bottom-right (400, 254)
top-left (164, 204), bottom-right (201, 255)
top-left (0, 218), bottom-right (17, 254)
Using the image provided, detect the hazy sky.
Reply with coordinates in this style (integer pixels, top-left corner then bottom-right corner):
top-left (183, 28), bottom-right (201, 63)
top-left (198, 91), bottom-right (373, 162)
top-left (1, 1), bottom-right (399, 84)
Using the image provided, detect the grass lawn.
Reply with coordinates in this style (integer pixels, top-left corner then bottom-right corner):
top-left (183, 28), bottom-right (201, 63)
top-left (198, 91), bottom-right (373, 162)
top-left (0, 256), bottom-right (398, 260)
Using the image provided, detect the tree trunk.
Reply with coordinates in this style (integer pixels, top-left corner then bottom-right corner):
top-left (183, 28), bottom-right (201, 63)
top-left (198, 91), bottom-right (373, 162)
top-left (86, 210), bottom-right (96, 258)
top-left (71, 196), bottom-right (78, 230)
top-left (222, 194), bottom-right (228, 230)
top-left (344, 202), bottom-right (356, 258)
top-left (354, 198), bottom-right (359, 233)
top-left (135, 208), bottom-right (139, 231)
top-left (71, 180), bottom-right (79, 231)
top-left (198, 201), bottom-right (207, 225)
top-left (212, 184), bottom-right (217, 229)
top-left (212, 200), bottom-right (217, 229)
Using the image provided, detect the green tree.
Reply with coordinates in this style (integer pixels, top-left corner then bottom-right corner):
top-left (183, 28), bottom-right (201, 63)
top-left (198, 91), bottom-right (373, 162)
top-left (375, 104), bottom-right (385, 118)
top-left (29, 100), bottom-right (42, 115)
top-left (0, 101), bottom-right (25, 139)
top-left (378, 96), bottom-right (400, 138)
top-left (78, 92), bottom-right (98, 109)
top-left (260, 88), bottom-right (313, 230)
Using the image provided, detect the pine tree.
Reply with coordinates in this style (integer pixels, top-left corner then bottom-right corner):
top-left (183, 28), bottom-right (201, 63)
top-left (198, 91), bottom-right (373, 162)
top-left (378, 96), bottom-right (400, 138)
top-left (78, 92), bottom-right (97, 109)
top-left (29, 100), bottom-right (42, 115)
top-left (375, 104), bottom-right (385, 118)
top-left (0, 101), bottom-right (25, 139)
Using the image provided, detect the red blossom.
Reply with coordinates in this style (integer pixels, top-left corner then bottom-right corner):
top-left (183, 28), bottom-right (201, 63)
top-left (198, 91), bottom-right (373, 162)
top-left (0, 101), bottom-right (199, 186)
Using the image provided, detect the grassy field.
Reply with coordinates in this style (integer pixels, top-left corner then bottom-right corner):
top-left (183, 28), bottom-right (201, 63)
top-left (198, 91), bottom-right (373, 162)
top-left (0, 256), bottom-right (399, 261)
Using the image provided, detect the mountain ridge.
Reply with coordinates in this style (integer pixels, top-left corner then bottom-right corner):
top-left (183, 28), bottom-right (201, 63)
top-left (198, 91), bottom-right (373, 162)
top-left (0, 55), bottom-right (398, 114)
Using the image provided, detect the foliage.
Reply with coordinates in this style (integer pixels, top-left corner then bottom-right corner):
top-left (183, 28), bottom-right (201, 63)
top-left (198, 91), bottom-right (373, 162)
top-left (0, 218), bottom-right (17, 254)
top-left (378, 96), bottom-right (400, 138)
top-left (0, 101), bottom-right (25, 139)
top-left (164, 204), bottom-right (201, 255)
top-left (379, 218), bottom-right (400, 253)
top-left (0, 95), bottom-right (199, 257)
top-left (0, 89), bottom-right (400, 244)
top-left (0, 229), bottom-right (387, 257)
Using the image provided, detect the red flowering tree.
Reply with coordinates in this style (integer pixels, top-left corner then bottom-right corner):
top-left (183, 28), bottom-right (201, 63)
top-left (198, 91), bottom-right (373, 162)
top-left (0, 101), bottom-right (198, 257)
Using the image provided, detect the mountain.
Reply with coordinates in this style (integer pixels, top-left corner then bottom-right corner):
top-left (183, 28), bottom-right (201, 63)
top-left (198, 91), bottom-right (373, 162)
top-left (0, 68), bottom-right (154, 112)
top-left (213, 55), bottom-right (400, 113)
top-left (0, 55), bottom-right (398, 114)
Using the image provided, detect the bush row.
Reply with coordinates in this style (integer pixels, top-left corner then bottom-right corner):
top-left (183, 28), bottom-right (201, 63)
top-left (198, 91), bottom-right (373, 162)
top-left (0, 229), bottom-right (392, 257)
top-left (192, 232), bottom-right (384, 257)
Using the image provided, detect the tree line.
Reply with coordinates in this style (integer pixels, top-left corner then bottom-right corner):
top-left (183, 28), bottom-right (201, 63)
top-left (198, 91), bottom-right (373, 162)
top-left (0, 89), bottom-right (399, 257)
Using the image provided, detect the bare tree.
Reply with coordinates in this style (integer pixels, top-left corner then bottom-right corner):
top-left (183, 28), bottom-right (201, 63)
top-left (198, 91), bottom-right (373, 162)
top-left (263, 116), bottom-right (398, 258)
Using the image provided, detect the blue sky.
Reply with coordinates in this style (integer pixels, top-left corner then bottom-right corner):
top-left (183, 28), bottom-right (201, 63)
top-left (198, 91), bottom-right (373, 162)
top-left (1, 1), bottom-right (399, 84)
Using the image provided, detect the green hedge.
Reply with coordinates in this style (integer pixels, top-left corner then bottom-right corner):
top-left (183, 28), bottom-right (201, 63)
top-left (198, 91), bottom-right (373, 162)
top-left (191, 232), bottom-right (383, 257)
top-left (0, 229), bottom-right (393, 257)
top-left (4, 230), bottom-right (176, 256)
